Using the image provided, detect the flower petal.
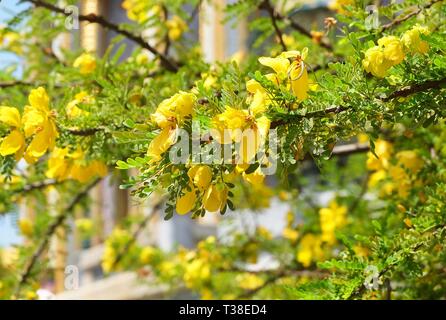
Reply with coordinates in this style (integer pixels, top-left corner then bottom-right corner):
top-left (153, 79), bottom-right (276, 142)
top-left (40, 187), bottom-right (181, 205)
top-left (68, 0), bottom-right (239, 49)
top-left (0, 129), bottom-right (25, 156)
top-left (0, 106), bottom-right (21, 127)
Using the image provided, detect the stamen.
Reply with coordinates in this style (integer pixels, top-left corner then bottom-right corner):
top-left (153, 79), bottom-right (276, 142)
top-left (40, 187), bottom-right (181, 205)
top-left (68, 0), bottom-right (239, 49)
top-left (288, 61), bottom-right (306, 81)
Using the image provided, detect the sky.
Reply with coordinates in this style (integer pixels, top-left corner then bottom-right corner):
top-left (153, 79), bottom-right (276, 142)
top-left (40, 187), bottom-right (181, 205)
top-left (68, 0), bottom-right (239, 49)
top-left (0, 0), bottom-right (29, 247)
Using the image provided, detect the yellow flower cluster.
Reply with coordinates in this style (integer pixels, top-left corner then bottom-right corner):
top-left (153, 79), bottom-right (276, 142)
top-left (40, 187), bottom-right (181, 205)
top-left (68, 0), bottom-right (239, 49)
top-left (328, 0), bottom-right (354, 16)
top-left (147, 91), bottom-right (196, 162)
top-left (18, 218), bottom-right (33, 238)
top-left (73, 53), bottom-right (97, 75)
top-left (319, 201), bottom-right (347, 245)
top-left (102, 228), bottom-right (134, 273)
top-left (256, 49), bottom-right (310, 102)
top-left (45, 147), bottom-right (107, 183)
top-left (282, 210), bottom-right (299, 242)
top-left (0, 87), bottom-right (57, 163)
top-left (0, 29), bottom-right (22, 54)
top-left (363, 26), bottom-right (431, 78)
top-left (176, 165), bottom-right (228, 214)
top-left (66, 91), bottom-right (92, 119)
top-left (401, 25), bottom-right (430, 54)
top-left (367, 140), bottom-right (424, 197)
top-left (166, 15), bottom-right (188, 41)
top-left (236, 273), bottom-right (265, 290)
top-left (121, 0), bottom-right (159, 23)
top-left (297, 233), bottom-right (324, 267)
top-left (211, 106), bottom-right (270, 164)
top-left (75, 218), bottom-right (94, 236)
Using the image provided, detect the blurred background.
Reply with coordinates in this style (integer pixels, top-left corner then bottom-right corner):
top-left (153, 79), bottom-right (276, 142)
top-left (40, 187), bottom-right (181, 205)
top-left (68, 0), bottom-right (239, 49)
top-left (0, 0), bottom-right (335, 299)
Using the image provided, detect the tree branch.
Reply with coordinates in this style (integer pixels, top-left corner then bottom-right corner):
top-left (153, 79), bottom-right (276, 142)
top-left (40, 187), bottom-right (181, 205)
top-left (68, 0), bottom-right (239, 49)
top-left (271, 77), bottom-right (446, 128)
top-left (0, 80), bottom-right (35, 88)
top-left (272, 10), bottom-right (333, 51)
top-left (14, 178), bottom-right (101, 297)
top-left (25, 0), bottom-right (178, 72)
top-left (382, 78), bottom-right (446, 101)
top-left (111, 201), bottom-right (163, 270)
top-left (381, 0), bottom-right (443, 31)
top-left (11, 179), bottom-right (62, 195)
top-left (260, 0), bottom-right (287, 51)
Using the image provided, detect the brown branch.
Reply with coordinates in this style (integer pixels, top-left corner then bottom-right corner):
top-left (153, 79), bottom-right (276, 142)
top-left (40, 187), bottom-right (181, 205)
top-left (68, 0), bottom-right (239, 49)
top-left (260, 0), bottom-right (287, 51)
top-left (14, 178), bottom-right (101, 297)
top-left (272, 11), bottom-right (333, 51)
top-left (65, 127), bottom-right (102, 136)
top-left (382, 78), bottom-right (446, 102)
top-left (25, 0), bottom-right (178, 72)
top-left (12, 179), bottom-right (62, 195)
top-left (271, 77), bottom-right (446, 128)
top-left (381, 0), bottom-right (443, 31)
top-left (0, 80), bottom-right (35, 88)
top-left (110, 202), bottom-right (162, 270)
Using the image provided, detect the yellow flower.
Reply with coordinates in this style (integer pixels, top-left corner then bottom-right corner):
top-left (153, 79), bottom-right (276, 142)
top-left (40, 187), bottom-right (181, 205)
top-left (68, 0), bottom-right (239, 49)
top-left (366, 139), bottom-right (393, 171)
top-left (203, 184), bottom-right (228, 212)
top-left (282, 227), bottom-right (299, 242)
top-left (66, 91), bottom-right (92, 119)
top-left (395, 150), bottom-right (423, 174)
top-left (378, 36), bottom-right (405, 66)
top-left (25, 290), bottom-right (38, 300)
top-left (258, 55), bottom-right (290, 77)
top-left (328, 0), bottom-right (354, 16)
top-left (401, 25), bottom-right (430, 54)
top-left (319, 201), bottom-right (347, 245)
top-left (147, 127), bottom-right (177, 162)
top-left (23, 87), bottom-right (58, 160)
top-left (19, 218), bottom-right (33, 237)
top-left (0, 106), bottom-right (25, 159)
top-left (257, 226), bottom-right (273, 240)
top-left (45, 147), bottom-right (70, 181)
top-left (0, 88), bottom-right (57, 162)
top-left (236, 273), bottom-right (265, 290)
top-left (362, 46), bottom-right (392, 78)
top-left (73, 53), bottom-right (97, 75)
top-left (101, 245), bottom-right (116, 274)
top-left (183, 259), bottom-right (210, 289)
top-left (151, 91), bottom-right (196, 129)
top-left (297, 234), bottom-right (323, 267)
top-left (188, 165), bottom-right (213, 191)
top-left (368, 169), bottom-right (387, 188)
top-left (75, 218), bottom-right (94, 235)
top-left (166, 15), bottom-right (188, 41)
top-left (211, 107), bottom-right (249, 144)
top-left (242, 168), bottom-right (265, 186)
top-left (70, 160), bottom-right (108, 183)
top-left (289, 57), bottom-right (309, 101)
top-left (135, 52), bottom-right (149, 65)
top-left (176, 185), bottom-right (197, 215)
top-left (46, 147), bottom-right (107, 183)
top-left (140, 246), bottom-right (157, 264)
top-left (122, 0), bottom-right (151, 23)
top-left (363, 36), bottom-right (404, 77)
top-left (259, 50), bottom-right (310, 101)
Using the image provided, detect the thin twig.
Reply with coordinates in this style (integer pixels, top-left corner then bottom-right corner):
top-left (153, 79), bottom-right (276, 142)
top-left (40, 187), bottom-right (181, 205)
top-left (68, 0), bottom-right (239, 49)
top-left (348, 172), bottom-right (370, 213)
top-left (381, 0), bottom-right (443, 31)
top-left (25, 0), bottom-right (178, 72)
top-left (382, 78), bottom-right (446, 102)
top-left (110, 202), bottom-right (163, 270)
top-left (14, 178), bottom-right (101, 296)
top-left (260, 0), bottom-right (287, 51)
